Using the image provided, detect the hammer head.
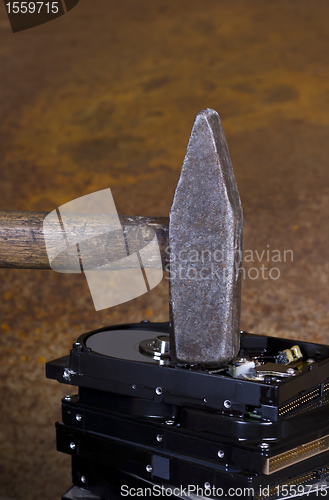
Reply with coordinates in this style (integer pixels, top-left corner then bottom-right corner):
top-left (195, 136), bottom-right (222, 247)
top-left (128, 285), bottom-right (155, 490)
top-left (169, 109), bottom-right (243, 364)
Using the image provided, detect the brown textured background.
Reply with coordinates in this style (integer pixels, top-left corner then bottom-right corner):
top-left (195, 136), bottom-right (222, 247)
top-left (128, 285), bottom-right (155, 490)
top-left (0, 0), bottom-right (329, 498)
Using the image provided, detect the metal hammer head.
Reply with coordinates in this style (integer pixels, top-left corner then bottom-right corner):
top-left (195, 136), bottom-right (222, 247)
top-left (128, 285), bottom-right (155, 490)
top-left (169, 109), bottom-right (243, 364)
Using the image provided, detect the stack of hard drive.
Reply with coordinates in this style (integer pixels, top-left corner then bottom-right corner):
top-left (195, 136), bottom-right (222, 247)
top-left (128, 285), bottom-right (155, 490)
top-left (47, 321), bottom-right (329, 500)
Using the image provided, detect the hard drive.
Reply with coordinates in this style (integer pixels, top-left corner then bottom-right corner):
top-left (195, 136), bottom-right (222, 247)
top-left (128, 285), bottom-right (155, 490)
top-left (47, 321), bottom-right (329, 499)
top-left (47, 321), bottom-right (329, 421)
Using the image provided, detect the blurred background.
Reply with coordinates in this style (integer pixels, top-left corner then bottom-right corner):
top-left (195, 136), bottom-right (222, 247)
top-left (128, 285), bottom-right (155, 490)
top-left (0, 0), bottom-right (329, 498)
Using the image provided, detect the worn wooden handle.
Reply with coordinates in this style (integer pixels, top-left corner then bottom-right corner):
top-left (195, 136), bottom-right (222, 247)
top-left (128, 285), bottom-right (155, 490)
top-left (0, 211), bottom-right (169, 271)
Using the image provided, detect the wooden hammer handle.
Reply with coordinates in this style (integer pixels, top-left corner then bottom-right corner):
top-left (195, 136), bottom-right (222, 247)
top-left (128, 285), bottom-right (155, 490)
top-left (0, 211), bottom-right (169, 271)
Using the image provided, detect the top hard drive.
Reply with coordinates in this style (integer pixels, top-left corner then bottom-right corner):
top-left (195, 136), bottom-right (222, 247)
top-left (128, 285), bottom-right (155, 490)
top-left (46, 321), bottom-right (329, 422)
